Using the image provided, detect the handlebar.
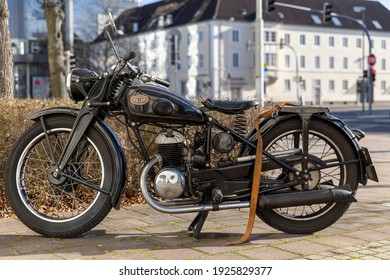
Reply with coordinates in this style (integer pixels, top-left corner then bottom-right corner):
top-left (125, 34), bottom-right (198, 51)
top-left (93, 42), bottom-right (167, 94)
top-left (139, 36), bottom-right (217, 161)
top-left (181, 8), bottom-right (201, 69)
top-left (121, 52), bottom-right (170, 88)
top-left (140, 73), bottom-right (170, 88)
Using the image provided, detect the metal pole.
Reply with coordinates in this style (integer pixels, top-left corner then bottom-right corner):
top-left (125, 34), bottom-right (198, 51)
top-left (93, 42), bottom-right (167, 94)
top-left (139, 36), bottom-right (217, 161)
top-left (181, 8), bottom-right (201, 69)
top-left (255, 0), bottom-right (265, 105)
top-left (278, 39), bottom-right (301, 105)
top-left (64, 0), bottom-right (74, 51)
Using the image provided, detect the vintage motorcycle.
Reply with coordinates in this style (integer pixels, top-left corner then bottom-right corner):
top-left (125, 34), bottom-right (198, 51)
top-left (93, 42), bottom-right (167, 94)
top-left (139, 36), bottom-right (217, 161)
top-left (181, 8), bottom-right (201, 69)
top-left (6, 15), bottom-right (378, 242)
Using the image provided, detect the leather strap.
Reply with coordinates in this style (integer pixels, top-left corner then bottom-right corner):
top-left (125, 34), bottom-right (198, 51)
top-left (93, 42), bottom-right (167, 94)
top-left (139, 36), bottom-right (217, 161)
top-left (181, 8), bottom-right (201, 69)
top-left (228, 103), bottom-right (286, 245)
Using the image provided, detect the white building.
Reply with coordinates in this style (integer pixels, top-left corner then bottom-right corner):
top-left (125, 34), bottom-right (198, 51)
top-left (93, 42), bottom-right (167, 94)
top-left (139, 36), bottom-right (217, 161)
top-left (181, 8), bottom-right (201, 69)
top-left (92, 0), bottom-right (390, 105)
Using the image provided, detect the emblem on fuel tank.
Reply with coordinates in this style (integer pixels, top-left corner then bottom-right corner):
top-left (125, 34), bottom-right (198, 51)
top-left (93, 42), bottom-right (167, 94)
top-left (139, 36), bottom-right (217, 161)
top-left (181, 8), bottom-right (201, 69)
top-left (130, 94), bottom-right (149, 105)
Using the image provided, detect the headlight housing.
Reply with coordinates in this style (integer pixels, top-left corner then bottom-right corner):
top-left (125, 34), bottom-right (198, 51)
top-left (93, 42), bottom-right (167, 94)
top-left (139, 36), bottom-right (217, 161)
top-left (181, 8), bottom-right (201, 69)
top-left (66, 68), bottom-right (98, 101)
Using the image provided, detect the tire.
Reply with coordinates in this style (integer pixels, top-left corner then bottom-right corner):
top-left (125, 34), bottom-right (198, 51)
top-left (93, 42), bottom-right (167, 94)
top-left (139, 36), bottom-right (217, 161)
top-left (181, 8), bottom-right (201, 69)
top-left (256, 117), bottom-right (359, 234)
top-left (5, 115), bottom-right (115, 237)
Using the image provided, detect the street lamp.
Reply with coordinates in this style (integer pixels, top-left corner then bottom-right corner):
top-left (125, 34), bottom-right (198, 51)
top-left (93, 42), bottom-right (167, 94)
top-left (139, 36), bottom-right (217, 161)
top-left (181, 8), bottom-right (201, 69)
top-left (353, 6), bottom-right (366, 112)
top-left (279, 39), bottom-right (302, 105)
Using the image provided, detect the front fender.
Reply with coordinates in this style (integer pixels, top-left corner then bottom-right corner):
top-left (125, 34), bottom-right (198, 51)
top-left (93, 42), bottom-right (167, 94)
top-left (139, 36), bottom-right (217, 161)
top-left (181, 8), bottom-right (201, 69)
top-left (27, 107), bottom-right (127, 209)
top-left (243, 106), bottom-right (378, 185)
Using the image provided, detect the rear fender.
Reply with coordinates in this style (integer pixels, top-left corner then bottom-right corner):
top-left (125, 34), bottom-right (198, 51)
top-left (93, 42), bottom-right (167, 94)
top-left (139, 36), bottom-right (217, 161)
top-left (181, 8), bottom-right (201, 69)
top-left (27, 107), bottom-right (127, 209)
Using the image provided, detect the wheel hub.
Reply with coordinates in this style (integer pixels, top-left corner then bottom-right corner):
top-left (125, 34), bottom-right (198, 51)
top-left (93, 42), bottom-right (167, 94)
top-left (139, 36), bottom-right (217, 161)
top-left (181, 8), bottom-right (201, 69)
top-left (48, 166), bottom-right (66, 186)
top-left (290, 161), bottom-right (321, 190)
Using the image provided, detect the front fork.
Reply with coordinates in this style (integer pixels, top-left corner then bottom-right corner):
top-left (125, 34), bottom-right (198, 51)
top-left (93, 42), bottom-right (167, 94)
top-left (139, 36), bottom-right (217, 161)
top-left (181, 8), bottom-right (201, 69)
top-left (41, 104), bottom-right (108, 194)
top-left (56, 105), bottom-right (98, 170)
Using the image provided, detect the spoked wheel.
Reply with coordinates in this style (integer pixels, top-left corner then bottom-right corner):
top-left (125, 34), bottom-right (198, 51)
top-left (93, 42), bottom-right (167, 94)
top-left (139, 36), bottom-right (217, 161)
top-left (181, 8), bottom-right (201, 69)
top-left (5, 116), bottom-right (114, 237)
top-left (257, 118), bottom-right (359, 234)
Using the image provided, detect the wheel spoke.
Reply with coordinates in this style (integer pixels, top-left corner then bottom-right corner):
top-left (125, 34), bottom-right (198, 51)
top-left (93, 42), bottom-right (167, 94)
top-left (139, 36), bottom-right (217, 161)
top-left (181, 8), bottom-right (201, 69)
top-left (19, 128), bottom-right (104, 221)
top-left (263, 127), bottom-right (347, 221)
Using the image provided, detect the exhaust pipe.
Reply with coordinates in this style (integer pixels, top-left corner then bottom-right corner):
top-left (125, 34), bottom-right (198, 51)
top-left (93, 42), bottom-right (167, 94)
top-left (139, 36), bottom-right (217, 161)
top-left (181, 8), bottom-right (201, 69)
top-left (139, 157), bottom-right (250, 214)
top-left (258, 185), bottom-right (356, 209)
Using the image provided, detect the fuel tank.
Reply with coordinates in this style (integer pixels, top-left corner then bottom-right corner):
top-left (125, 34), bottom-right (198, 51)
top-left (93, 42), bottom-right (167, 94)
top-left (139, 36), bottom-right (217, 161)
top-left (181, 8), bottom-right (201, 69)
top-left (123, 83), bottom-right (207, 124)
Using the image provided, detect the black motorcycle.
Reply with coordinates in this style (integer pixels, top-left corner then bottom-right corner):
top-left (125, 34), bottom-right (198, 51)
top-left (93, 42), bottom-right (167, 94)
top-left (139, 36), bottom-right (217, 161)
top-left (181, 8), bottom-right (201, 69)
top-left (5, 14), bottom-right (378, 242)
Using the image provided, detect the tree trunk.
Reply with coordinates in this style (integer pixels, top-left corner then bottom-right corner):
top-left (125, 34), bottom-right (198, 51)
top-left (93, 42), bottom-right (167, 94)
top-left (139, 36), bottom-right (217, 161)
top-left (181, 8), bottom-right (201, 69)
top-left (0, 0), bottom-right (13, 99)
top-left (44, 0), bottom-right (66, 98)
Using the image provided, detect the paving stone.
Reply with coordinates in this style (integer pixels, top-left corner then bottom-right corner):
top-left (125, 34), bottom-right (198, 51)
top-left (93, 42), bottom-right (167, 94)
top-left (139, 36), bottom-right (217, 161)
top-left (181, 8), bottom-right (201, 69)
top-left (276, 240), bottom-right (334, 256)
top-left (239, 246), bottom-right (300, 260)
top-left (311, 235), bottom-right (366, 248)
top-left (146, 247), bottom-right (207, 260)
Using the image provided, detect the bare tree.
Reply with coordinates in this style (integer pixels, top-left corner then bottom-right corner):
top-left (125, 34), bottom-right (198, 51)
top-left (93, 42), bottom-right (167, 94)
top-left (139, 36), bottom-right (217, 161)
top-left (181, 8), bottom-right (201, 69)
top-left (0, 0), bottom-right (13, 99)
top-left (42, 0), bottom-right (66, 98)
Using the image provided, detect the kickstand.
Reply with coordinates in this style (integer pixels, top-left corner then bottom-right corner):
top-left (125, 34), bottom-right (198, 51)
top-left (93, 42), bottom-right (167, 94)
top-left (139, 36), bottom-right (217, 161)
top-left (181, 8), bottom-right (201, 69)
top-left (188, 211), bottom-right (209, 241)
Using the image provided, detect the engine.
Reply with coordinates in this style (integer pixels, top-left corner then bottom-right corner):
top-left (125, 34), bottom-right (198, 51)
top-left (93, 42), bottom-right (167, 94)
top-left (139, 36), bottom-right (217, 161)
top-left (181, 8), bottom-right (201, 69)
top-left (153, 128), bottom-right (238, 200)
top-left (154, 129), bottom-right (185, 166)
top-left (154, 129), bottom-right (186, 199)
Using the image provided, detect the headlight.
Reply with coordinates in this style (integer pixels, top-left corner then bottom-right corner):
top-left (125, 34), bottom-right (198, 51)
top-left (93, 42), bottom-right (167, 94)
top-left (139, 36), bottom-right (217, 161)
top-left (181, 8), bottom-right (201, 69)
top-left (66, 68), bottom-right (98, 102)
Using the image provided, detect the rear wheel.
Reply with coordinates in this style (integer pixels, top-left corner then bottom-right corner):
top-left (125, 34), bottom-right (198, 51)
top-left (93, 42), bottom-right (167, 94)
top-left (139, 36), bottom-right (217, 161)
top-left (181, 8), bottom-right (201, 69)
top-left (5, 116), bottom-right (115, 237)
top-left (256, 118), bottom-right (359, 234)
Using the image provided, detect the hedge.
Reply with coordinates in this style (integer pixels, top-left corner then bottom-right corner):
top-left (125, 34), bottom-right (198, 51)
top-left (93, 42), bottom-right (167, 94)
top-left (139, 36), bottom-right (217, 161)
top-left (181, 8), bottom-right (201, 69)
top-left (0, 98), bottom-right (145, 218)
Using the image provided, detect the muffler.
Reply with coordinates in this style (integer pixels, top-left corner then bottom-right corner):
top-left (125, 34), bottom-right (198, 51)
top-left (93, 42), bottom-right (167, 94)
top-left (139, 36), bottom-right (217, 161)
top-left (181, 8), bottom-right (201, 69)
top-left (258, 185), bottom-right (356, 209)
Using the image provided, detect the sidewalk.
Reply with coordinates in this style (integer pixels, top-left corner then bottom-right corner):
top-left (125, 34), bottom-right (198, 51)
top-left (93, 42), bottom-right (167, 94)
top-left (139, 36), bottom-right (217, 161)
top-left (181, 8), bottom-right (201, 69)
top-left (0, 111), bottom-right (389, 260)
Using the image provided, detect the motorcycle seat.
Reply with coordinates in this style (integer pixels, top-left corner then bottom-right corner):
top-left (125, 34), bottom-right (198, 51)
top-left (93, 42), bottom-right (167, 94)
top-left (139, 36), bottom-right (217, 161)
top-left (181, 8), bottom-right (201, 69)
top-left (201, 99), bottom-right (260, 114)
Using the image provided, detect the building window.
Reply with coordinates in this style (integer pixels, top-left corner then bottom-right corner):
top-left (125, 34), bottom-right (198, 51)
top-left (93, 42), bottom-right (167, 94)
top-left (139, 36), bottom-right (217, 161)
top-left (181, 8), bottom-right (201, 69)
top-left (315, 56), bottom-right (320, 69)
top-left (285, 54), bottom-right (290, 68)
top-left (356, 38), bottom-right (362, 48)
top-left (310, 14), bottom-right (322, 25)
top-left (187, 33), bottom-right (192, 45)
top-left (357, 58), bottom-right (363, 70)
top-left (180, 81), bottom-right (188, 96)
top-left (187, 55), bottom-right (192, 69)
top-left (329, 36), bottom-right (334, 47)
top-left (343, 57), bottom-right (348, 70)
top-left (300, 79), bottom-right (306, 91)
top-left (231, 88), bottom-right (242, 100)
top-left (198, 31), bottom-right (204, 43)
top-left (314, 35), bottom-right (320, 46)
top-left (284, 33), bottom-right (291, 44)
top-left (329, 56), bottom-right (335, 69)
top-left (381, 39), bottom-right (386, 49)
top-left (381, 81), bottom-right (387, 92)
top-left (151, 59), bottom-right (157, 71)
top-left (331, 17), bottom-right (342, 26)
top-left (372, 20), bottom-right (383, 29)
top-left (381, 58), bottom-right (386, 70)
top-left (300, 34), bottom-right (306, 45)
top-left (265, 31), bottom-right (276, 42)
top-left (170, 34), bottom-right (180, 69)
top-left (232, 30), bottom-right (239, 42)
top-left (196, 80), bottom-right (203, 98)
top-left (343, 37), bottom-right (348, 47)
top-left (198, 54), bottom-right (204, 68)
top-left (300, 55), bottom-right (306, 68)
top-left (284, 79), bottom-right (291, 91)
top-left (232, 52), bottom-right (239, 68)
top-left (151, 38), bottom-right (157, 49)
top-left (329, 80), bottom-right (335, 91)
top-left (342, 80), bottom-right (348, 91)
top-left (265, 53), bottom-right (276, 66)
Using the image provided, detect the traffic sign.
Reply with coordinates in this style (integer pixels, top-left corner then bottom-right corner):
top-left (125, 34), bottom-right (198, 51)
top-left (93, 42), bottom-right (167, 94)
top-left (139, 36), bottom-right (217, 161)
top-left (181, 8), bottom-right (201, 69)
top-left (368, 53), bottom-right (376, 66)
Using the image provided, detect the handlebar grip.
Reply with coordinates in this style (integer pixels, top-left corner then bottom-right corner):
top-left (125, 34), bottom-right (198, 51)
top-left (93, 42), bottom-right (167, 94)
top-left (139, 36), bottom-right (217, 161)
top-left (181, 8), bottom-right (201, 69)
top-left (155, 77), bottom-right (170, 88)
top-left (123, 51), bottom-right (136, 62)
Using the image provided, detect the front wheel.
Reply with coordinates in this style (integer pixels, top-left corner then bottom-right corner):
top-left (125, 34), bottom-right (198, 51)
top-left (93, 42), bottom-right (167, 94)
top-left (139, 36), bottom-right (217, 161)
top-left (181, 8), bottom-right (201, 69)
top-left (5, 115), bottom-right (115, 237)
top-left (256, 117), bottom-right (359, 234)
